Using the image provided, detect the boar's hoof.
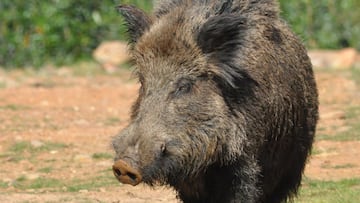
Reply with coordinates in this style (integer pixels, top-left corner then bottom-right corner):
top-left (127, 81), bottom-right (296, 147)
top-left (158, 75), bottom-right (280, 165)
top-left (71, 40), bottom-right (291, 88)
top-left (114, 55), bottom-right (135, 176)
top-left (113, 160), bottom-right (142, 186)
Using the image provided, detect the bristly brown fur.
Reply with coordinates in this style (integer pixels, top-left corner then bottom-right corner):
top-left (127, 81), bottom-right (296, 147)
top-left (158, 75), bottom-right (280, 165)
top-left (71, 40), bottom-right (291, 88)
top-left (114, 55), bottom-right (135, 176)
top-left (113, 0), bottom-right (318, 202)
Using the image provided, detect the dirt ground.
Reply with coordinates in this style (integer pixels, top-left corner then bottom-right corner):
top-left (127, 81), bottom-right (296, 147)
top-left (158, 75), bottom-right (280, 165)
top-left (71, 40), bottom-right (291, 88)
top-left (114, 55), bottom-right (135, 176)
top-left (0, 66), bottom-right (359, 202)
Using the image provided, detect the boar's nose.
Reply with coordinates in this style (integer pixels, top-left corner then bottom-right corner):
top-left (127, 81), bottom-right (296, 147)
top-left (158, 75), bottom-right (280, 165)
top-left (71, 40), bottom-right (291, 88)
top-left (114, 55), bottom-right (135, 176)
top-left (113, 159), bottom-right (142, 186)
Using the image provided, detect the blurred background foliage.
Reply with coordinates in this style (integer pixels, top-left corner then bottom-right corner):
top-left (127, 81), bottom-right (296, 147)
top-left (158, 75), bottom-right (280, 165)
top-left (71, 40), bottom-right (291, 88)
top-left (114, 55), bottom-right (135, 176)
top-left (0, 0), bottom-right (152, 68)
top-left (279, 0), bottom-right (360, 50)
top-left (0, 0), bottom-right (359, 68)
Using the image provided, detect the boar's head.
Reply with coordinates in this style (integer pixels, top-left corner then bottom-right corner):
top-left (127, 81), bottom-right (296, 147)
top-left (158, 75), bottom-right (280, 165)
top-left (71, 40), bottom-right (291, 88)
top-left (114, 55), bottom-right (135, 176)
top-left (112, 3), bottom-right (258, 187)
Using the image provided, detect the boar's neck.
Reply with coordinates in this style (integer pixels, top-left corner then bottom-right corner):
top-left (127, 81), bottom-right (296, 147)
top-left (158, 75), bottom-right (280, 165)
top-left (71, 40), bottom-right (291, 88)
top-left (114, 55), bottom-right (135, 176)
top-left (174, 162), bottom-right (247, 203)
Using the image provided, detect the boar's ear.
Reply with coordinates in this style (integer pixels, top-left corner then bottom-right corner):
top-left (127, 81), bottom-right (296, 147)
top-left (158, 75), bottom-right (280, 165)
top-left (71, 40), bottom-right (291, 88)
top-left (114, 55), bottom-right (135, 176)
top-left (197, 14), bottom-right (246, 54)
top-left (197, 15), bottom-right (258, 103)
top-left (117, 5), bottom-right (152, 44)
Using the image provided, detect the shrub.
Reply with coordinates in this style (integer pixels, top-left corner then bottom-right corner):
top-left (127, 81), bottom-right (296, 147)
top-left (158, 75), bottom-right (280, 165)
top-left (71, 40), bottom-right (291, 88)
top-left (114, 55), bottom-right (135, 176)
top-left (279, 0), bottom-right (360, 50)
top-left (0, 0), bottom-right (152, 68)
top-left (0, 1), bottom-right (359, 68)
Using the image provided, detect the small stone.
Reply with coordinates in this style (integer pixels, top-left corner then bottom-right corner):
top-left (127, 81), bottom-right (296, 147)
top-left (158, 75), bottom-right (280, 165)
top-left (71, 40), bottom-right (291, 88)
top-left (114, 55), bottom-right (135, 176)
top-left (26, 173), bottom-right (40, 180)
top-left (74, 119), bottom-right (89, 126)
top-left (50, 150), bottom-right (58, 154)
top-left (79, 189), bottom-right (89, 193)
top-left (31, 140), bottom-right (44, 148)
top-left (93, 41), bottom-right (130, 73)
top-left (309, 48), bottom-right (357, 69)
top-left (15, 136), bottom-right (23, 141)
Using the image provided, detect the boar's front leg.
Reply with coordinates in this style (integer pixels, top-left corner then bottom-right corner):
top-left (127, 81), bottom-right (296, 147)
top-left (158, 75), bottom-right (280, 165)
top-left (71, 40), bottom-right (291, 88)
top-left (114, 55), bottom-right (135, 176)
top-left (231, 157), bottom-right (260, 203)
top-left (176, 156), bottom-right (260, 203)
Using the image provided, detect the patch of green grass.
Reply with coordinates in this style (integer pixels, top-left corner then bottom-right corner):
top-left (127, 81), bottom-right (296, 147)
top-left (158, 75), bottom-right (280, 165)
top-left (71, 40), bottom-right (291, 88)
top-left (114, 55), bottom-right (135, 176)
top-left (1, 153), bottom-right (23, 162)
top-left (0, 153), bottom-right (9, 159)
top-left (311, 148), bottom-right (322, 156)
top-left (315, 134), bottom-right (330, 141)
top-left (38, 167), bottom-right (53, 173)
top-left (11, 171), bottom-right (118, 192)
top-left (346, 106), bottom-right (360, 120)
top-left (296, 178), bottom-right (360, 203)
top-left (28, 178), bottom-right (63, 190)
top-left (38, 142), bottom-right (68, 152)
top-left (103, 117), bottom-right (121, 126)
top-left (0, 180), bottom-right (8, 188)
top-left (332, 164), bottom-right (357, 169)
top-left (9, 141), bottom-right (68, 153)
top-left (316, 132), bottom-right (359, 142)
top-left (16, 175), bottom-right (27, 182)
top-left (350, 68), bottom-right (360, 85)
top-left (92, 152), bottom-right (113, 160)
top-left (317, 106), bottom-right (360, 141)
top-left (329, 125), bottom-right (360, 142)
top-left (0, 82), bottom-right (6, 88)
top-left (51, 197), bottom-right (97, 203)
top-left (71, 62), bottom-right (105, 76)
top-left (321, 163), bottom-right (357, 169)
top-left (13, 177), bottom-right (63, 191)
top-left (67, 175), bottom-right (119, 192)
top-left (0, 104), bottom-right (30, 111)
top-left (9, 141), bottom-right (31, 153)
top-left (311, 147), bottom-right (336, 156)
top-left (5, 141), bottom-right (68, 162)
top-left (45, 159), bottom-right (57, 163)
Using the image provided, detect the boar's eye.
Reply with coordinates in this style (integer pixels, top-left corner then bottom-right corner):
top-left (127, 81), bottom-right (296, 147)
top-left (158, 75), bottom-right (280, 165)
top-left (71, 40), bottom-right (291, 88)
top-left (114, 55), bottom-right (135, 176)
top-left (174, 78), bottom-right (193, 97)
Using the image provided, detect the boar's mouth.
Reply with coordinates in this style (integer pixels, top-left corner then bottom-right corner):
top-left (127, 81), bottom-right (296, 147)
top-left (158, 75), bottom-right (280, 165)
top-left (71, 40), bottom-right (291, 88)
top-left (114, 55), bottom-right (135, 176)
top-left (113, 159), bottom-right (143, 186)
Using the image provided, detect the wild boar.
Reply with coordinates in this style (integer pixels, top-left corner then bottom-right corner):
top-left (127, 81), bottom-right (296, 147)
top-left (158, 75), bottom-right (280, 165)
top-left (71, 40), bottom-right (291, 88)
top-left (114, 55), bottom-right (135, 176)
top-left (112, 0), bottom-right (318, 202)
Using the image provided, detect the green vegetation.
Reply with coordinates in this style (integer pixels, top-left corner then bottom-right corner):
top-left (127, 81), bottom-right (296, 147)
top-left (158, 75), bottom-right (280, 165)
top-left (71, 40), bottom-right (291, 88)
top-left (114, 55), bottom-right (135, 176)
top-left (1, 141), bottom-right (68, 162)
top-left (351, 68), bottom-right (360, 85)
top-left (92, 152), bottom-right (113, 160)
top-left (0, 0), bottom-right (152, 68)
top-left (66, 175), bottom-right (119, 192)
top-left (9, 141), bottom-right (68, 153)
top-left (8, 174), bottom-right (118, 192)
top-left (0, 104), bottom-right (30, 111)
top-left (279, 0), bottom-right (360, 50)
top-left (38, 167), bottom-right (53, 173)
top-left (311, 147), bottom-right (336, 156)
top-left (0, 1), bottom-right (359, 68)
top-left (104, 117), bottom-right (121, 126)
top-left (0, 180), bottom-right (8, 188)
top-left (71, 62), bottom-right (106, 76)
top-left (296, 178), bottom-right (360, 203)
top-left (332, 164), bottom-right (357, 169)
top-left (316, 104), bottom-right (360, 141)
top-left (340, 106), bottom-right (359, 141)
top-left (0, 82), bottom-right (6, 88)
top-left (13, 177), bottom-right (63, 191)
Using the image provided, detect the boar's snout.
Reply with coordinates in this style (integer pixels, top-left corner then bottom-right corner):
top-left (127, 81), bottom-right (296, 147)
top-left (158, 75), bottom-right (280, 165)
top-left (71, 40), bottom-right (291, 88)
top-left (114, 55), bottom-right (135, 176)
top-left (113, 159), bottom-right (142, 186)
